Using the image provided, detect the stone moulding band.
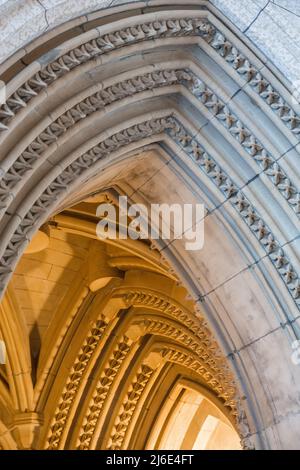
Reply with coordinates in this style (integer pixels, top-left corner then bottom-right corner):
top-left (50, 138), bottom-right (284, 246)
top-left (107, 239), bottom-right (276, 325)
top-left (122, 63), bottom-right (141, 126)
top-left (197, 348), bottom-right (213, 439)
top-left (0, 17), bottom-right (214, 132)
top-left (0, 15), bottom-right (298, 314)
top-left (45, 290), bottom-right (238, 450)
top-left (167, 118), bottom-right (300, 310)
top-left (75, 289), bottom-right (220, 449)
top-left (0, 16), bottom-right (299, 141)
top-left (0, 5), bottom-right (298, 452)
top-left (0, 67), bottom-right (298, 224)
top-left (106, 361), bottom-right (155, 450)
top-left (46, 315), bottom-right (107, 450)
top-left (0, 115), bottom-right (299, 319)
top-left (0, 69), bottom-right (187, 213)
top-left (76, 334), bottom-right (134, 450)
top-left (184, 72), bottom-right (300, 217)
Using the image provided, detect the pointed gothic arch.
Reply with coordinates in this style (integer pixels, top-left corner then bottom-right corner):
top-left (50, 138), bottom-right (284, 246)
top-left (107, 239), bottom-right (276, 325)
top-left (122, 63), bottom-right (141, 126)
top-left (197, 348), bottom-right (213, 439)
top-left (0, 1), bottom-right (299, 450)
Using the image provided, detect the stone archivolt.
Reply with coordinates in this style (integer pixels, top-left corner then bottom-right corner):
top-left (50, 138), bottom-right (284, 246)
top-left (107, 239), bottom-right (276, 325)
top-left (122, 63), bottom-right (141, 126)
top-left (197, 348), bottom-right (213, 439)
top-left (0, 2), bottom-right (300, 451)
top-left (1, 213), bottom-right (244, 450)
top-left (106, 361), bottom-right (156, 451)
top-left (0, 17), bottom-right (299, 138)
top-left (0, 18), bottom-right (213, 132)
top-left (72, 306), bottom-right (237, 450)
top-left (43, 260), bottom-right (240, 450)
top-left (76, 334), bottom-right (135, 450)
top-left (46, 316), bottom-right (107, 450)
top-left (0, 61), bottom-right (299, 310)
top-left (1, 67), bottom-right (298, 221)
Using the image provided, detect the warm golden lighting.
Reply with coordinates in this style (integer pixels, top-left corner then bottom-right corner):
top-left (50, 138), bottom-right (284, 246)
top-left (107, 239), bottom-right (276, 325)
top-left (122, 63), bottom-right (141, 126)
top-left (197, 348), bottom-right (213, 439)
top-left (24, 225), bottom-right (50, 254)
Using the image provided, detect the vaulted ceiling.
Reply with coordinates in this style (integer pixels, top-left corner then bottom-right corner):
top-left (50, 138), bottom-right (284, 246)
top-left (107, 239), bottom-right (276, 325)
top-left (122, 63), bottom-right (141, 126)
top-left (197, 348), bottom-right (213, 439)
top-left (0, 0), bottom-right (300, 450)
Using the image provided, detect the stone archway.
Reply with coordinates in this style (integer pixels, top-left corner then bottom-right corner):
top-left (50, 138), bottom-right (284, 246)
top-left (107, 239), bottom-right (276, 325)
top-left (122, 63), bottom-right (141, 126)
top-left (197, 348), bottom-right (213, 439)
top-left (0, 1), bottom-right (300, 450)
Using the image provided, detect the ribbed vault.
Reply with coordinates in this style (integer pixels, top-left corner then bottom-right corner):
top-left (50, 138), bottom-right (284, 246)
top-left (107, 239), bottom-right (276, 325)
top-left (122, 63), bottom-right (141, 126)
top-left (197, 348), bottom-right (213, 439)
top-left (0, 2), bottom-right (300, 450)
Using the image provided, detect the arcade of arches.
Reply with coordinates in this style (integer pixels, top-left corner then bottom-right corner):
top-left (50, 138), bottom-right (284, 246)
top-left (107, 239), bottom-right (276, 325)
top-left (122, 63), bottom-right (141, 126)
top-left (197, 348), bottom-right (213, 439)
top-left (0, 0), bottom-right (300, 450)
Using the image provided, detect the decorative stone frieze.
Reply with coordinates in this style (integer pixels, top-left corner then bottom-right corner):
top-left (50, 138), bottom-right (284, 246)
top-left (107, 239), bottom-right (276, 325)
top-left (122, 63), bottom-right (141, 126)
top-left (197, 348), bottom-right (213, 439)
top-left (46, 317), bottom-right (107, 450)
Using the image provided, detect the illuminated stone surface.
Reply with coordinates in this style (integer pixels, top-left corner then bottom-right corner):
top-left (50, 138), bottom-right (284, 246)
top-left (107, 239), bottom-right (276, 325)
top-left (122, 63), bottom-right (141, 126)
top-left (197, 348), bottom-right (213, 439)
top-left (0, 0), bottom-right (299, 450)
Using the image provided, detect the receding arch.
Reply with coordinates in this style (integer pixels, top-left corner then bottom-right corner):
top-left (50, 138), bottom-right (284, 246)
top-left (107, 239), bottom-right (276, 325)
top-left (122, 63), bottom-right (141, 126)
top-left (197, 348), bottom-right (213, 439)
top-left (0, 1), bottom-right (299, 450)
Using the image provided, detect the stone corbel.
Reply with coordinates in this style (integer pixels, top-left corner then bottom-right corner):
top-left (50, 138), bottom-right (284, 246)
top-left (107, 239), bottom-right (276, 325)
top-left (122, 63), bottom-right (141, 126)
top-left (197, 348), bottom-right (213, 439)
top-left (24, 224), bottom-right (50, 254)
